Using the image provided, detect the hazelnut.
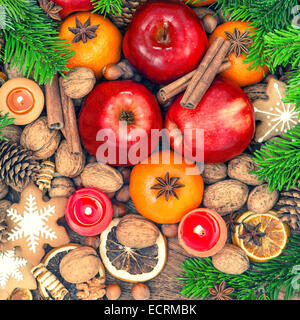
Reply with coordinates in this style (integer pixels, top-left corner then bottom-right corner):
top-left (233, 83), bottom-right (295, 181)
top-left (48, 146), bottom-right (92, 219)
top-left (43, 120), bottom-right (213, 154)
top-left (103, 64), bottom-right (124, 80)
top-left (131, 283), bottom-right (150, 300)
top-left (106, 284), bottom-right (122, 300)
top-left (161, 224), bottom-right (178, 238)
top-left (105, 191), bottom-right (116, 199)
top-left (81, 235), bottom-right (100, 249)
top-left (115, 185), bottom-right (130, 202)
top-left (119, 167), bottom-right (131, 184)
top-left (112, 202), bottom-right (127, 218)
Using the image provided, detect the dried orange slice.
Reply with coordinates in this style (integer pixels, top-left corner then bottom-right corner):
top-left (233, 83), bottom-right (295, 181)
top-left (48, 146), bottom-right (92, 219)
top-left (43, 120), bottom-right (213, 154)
top-left (99, 218), bottom-right (167, 282)
top-left (233, 211), bottom-right (289, 262)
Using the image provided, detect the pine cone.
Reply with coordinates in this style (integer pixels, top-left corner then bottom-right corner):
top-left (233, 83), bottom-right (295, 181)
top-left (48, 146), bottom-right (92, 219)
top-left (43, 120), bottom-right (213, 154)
top-left (0, 140), bottom-right (40, 192)
top-left (275, 185), bottom-right (300, 231)
top-left (109, 0), bottom-right (147, 29)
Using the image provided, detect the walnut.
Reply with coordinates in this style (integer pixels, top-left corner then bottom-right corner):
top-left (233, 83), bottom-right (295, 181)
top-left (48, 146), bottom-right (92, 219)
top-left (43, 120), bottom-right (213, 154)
top-left (59, 246), bottom-right (103, 284)
top-left (61, 67), bottom-right (96, 99)
top-left (203, 179), bottom-right (249, 215)
top-left (212, 244), bottom-right (249, 275)
top-left (202, 163), bottom-right (227, 184)
top-left (80, 162), bottom-right (123, 193)
top-left (48, 177), bottom-right (75, 198)
top-left (247, 184), bottom-right (279, 214)
top-left (116, 215), bottom-right (160, 249)
top-left (228, 153), bottom-right (263, 186)
top-left (55, 140), bottom-right (86, 178)
top-left (76, 276), bottom-right (106, 300)
top-left (20, 117), bottom-right (61, 160)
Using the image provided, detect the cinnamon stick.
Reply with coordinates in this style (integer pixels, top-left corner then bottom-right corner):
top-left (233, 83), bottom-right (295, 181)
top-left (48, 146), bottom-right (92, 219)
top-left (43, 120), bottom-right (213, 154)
top-left (45, 74), bottom-right (64, 130)
top-left (183, 40), bottom-right (231, 109)
top-left (157, 59), bottom-right (231, 104)
top-left (59, 77), bottom-right (82, 155)
top-left (180, 37), bottom-right (225, 108)
top-left (180, 37), bottom-right (231, 109)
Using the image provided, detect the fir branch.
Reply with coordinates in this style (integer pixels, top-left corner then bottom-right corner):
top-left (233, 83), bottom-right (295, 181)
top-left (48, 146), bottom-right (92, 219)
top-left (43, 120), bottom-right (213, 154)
top-left (91, 0), bottom-right (122, 16)
top-left (0, 0), bottom-right (74, 85)
top-left (0, 112), bottom-right (14, 141)
top-left (252, 125), bottom-right (300, 192)
top-left (178, 234), bottom-right (300, 300)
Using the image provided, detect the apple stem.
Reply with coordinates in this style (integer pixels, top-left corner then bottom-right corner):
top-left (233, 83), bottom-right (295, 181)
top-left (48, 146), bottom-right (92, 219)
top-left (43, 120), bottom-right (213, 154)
top-left (157, 22), bottom-right (170, 44)
top-left (120, 111), bottom-right (135, 124)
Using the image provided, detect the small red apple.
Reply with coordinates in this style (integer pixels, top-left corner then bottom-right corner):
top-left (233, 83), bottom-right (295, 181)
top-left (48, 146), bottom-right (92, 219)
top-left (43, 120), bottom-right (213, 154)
top-left (78, 80), bottom-right (163, 166)
top-left (123, 0), bottom-right (207, 84)
top-left (52, 0), bottom-right (94, 18)
top-left (165, 77), bottom-right (255, 163)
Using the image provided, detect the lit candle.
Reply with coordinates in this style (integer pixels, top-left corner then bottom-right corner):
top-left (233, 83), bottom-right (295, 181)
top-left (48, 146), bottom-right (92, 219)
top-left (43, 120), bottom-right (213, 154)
top-left (65, 188), bottom-right (113, 236)
top-left (178, 208), bottom-right (227, 257)
top-left (0, 78), bottom-right (44, 125)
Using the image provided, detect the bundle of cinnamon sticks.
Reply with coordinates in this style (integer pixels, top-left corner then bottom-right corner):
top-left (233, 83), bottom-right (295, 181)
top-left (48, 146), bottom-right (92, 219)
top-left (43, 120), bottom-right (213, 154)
top-left (157, 37), bottom-right (231, 109)
top-left (45, 75), bottom-right (82, 155)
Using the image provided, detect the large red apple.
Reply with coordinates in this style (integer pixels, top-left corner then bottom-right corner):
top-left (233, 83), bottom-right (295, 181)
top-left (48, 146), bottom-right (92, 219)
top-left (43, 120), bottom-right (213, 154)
top-left (123, 0), bottom-right (207, 84)
top-left (165, 77), bottom-right (255, 163)
top-left (78, 80), bottom-right (163, 166)
top-left (52, 0), bottom-right (94, 18)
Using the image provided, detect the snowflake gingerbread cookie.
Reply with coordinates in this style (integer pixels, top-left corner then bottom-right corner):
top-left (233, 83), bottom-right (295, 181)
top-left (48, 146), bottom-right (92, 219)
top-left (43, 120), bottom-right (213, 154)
top-left (0, 247), bottom-right (36, 300)
top-left (253, 78), bottom-right (300, 142)
top-left (4, 183), bottom-right (70, 266)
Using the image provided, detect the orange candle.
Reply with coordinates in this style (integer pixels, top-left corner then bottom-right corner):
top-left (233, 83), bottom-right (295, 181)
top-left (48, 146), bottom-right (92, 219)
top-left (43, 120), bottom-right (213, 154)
top-left (0, 78), bottom-right (44, 125)
top-left (178, 208), bottom-right (227, 257)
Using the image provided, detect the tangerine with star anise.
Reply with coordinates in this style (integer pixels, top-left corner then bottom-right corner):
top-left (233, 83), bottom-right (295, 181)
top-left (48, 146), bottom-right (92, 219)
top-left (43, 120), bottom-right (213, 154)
top-left (209, 20), bottom-right (268, 87)
top-left (129, 150), bottom-right (204, 224)
top-left (59, 12), bottom-right (122, 78)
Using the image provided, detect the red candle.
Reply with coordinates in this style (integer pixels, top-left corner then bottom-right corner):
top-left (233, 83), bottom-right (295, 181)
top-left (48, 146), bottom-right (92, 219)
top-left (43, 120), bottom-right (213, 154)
top-left (65, 188), bottom-right (113, 236)
top-left (178, 208), bottom-right (227, 257)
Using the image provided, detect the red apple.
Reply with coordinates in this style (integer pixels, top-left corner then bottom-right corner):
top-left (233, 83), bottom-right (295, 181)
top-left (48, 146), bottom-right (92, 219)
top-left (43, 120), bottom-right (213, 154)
top-left (165, 77), bottom-right (255, 163)
top-left (52, 0), bottom-right (94, 18)
top-left (78, 80), bottom-right (162, 166)
top-left (123, 0), bottom-right (207, 84)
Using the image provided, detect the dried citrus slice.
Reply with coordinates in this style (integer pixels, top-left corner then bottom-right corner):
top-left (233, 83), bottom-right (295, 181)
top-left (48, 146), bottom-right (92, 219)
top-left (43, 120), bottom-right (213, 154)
top-left (234, 211), bottom-right (289, 262)
top-left (99, 218), bottom-right (167, 282)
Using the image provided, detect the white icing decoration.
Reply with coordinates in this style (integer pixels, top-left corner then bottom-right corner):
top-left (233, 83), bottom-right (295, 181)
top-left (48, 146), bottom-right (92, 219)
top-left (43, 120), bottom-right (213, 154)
top-left (7, 194), bottom-right (57, 254)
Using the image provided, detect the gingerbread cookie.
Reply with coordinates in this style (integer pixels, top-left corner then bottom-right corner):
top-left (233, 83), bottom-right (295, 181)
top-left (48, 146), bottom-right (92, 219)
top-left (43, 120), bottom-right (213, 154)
top-left (4, 183), bottom-right (70, 266)
top-left (253, 78), bottom-right (300, 142)
top-left (0, 246), bottom-right (36, 300)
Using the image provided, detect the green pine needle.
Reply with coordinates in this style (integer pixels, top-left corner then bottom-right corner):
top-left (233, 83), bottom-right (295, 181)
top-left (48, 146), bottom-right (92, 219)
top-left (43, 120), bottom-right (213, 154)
top-left (91, 0), bottom-right (123, 16)
top-left (0, 0), bottom-right (74, 85)
top-left (0, 112), bottom-right (14, 141)
top-left (178, 234), bottom-right (300, 300)
top-left (252, 125), bottom-right (300, 192)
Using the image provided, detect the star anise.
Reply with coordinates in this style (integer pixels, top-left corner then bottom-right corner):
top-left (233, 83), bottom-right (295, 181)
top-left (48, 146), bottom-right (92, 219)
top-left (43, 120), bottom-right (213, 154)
top-left (224, 212), bottom-right (240, 233)
top-left (238, 222), bottom-right (266, 246)
top-left (224, 28), bottom-right (253, 57)
top-left (208, 280), bottom-right (234, 300)
top-left (38, 0), bottom-right (62, 21)
top-left (151, 172), bottom-right (185, 201)
top-left (68, 17), bottom-right (100, 44)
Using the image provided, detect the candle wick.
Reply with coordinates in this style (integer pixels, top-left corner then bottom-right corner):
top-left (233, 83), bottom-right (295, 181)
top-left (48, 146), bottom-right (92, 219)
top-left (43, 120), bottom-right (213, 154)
top-left (17, 96), bottom-right (24, 104)
top-left (193, 224), bottom-right (205, 236)
top-left (84, 207), bottom-right (93, 216)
